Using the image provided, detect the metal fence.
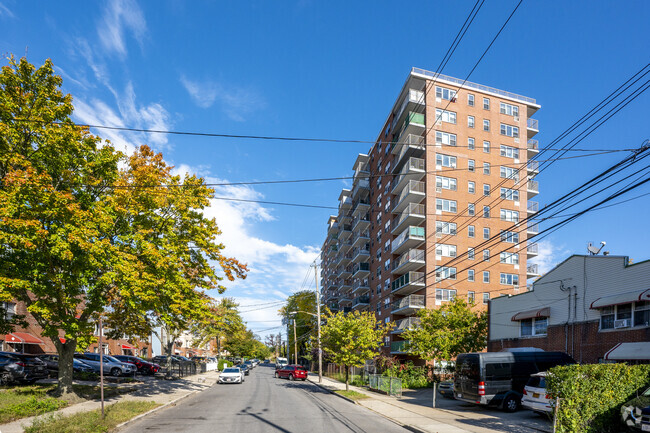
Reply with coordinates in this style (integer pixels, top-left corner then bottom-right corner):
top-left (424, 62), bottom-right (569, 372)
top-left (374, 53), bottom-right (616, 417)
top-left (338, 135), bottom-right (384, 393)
top-left (161, 361), bottom-right (197, 377)
top-left (368, 374), bottom-right (402, 398)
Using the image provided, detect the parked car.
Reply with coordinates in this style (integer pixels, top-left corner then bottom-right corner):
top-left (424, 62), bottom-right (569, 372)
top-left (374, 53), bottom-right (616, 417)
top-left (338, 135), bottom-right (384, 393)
top-left (522, 372), bottom-right (553, 414)
top-left (0, 352), bottom-right (49, 385)
top-left (112, 355), bottom-right (160, 375)
top-left (218, 367), bottom-right (244, 384)
top-left (275, 364), bottom-right (307, 381)
top-left (38, 354), bottom-right (96, 375)
top-left (240, 363), bottom-right (251, 376)
top-left (275, 357), bottom-right (288, 369)
top-left (151, 355), bottom-right (180, 366)
top-left (621, 385), bottom-right (650, 431)
top-left (438, 381), bottom-right (455, 399)
top-left (243, 360), bottom-right (254, 371)
top-left (74, 353), bottom-right (134, 376)
top-left (454, 350), bottom-right (575, 412)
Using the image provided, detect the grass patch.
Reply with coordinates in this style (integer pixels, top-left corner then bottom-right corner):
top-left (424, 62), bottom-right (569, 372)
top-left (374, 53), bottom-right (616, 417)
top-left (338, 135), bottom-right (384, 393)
top-left (335, 390), bottom-right (369, 401)
top-left (24, 400), bottom-right (160, 433)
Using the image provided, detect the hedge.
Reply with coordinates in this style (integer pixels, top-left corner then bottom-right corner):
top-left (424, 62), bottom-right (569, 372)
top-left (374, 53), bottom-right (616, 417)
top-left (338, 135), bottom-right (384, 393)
top-left (546, 363), bottom-right (650, 433)
top-left (217, 359), bottom-right (233, 371)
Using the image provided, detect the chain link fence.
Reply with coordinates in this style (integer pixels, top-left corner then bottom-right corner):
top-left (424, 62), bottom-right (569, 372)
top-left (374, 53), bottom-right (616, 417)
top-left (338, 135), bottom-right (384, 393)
top-left (368, 374), bottom-right (402, 398)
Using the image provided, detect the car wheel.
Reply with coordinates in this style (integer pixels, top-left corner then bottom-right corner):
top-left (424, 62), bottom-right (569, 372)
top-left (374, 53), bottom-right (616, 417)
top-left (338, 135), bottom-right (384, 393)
top-left (289, 374), bottom-right (294, 381)
top-left (110, 367), bottom-right (121, 377)
top-left (503, 395), bottom-right (520, 412)
top-left (275, 372), bottom-right (279, 378)
top-left (0, 372), bottom-right (12, 386)
top-left (301, 378), bottom-right (306, 381)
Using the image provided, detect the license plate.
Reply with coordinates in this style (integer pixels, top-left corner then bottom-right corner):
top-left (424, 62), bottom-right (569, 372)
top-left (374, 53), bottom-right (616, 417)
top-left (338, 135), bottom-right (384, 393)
top-left (641, 424), bottom-right (650, 432)
top-left (533, 393), bottom-right (540, 398)
top-left (457, 393), bottom-right (462, 398)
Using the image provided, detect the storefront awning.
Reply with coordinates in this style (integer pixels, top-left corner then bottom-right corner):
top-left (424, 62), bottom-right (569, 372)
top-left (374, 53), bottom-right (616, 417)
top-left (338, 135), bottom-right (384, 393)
top-left (5, 332), bottom-right (45, 345)
top-left (590, 289), bottom-right (650, 309)
top-left (604, 342), bottom-right (650, 361)
top-left (511, 307), bottom-right (550, 321)
top-left (121, 344), bottom-right (135, 350)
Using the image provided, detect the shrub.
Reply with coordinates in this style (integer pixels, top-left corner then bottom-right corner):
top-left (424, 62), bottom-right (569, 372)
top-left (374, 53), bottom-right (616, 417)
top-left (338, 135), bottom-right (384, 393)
top-left (547, 363), bottom-right (650, 433)
top-left (383, 361), bottom-right (431, 389)
top-left (217, 359), bottom-right (232, 371)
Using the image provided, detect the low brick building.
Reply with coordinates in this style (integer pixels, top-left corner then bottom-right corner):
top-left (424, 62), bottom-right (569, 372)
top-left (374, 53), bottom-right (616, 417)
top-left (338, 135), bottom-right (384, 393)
top-left (488, 254), bottom-right (650, 364)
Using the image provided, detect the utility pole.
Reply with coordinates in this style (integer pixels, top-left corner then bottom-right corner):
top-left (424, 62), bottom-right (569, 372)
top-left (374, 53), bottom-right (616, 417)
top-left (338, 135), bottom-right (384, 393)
top-left (293, 319), bottom-right (298, 364)
top-left (99, 316), bottom-right (105, 419)
top-left (313, 261), bottom-right (322, 383)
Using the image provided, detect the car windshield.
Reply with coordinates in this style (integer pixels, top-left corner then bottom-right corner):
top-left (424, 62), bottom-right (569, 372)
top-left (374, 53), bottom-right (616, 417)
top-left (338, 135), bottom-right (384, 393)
top-left (527, 375), bottom-right (547, 388)
top-left (223, 368), bottom-right (240, 373)
top-left (104, 356), bottom-right (121, 363)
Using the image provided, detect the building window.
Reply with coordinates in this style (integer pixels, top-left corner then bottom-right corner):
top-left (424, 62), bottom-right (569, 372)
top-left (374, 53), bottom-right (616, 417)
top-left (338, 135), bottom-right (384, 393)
top-left (436, 175), bottom-right (457, 191)
top-left (500, 144), bottom-right (520, 159)
top-left (500, 230), bottom-right (520, 243)
top-left (384, 259), bottom-right (390, 271)
top-left (468, 291), bottom-right (475, 303)
top-left (468, 159), bottom-right (475, 172)
top-left (500, 123), bottom-right (520, 138)
top-left (436, 109), bottom-right (457, 124)
top-left (468, 181), bottom-right (475, 194)
top-left (468, 270), bottom-right (475, 282)
top-left (500, 273), bottom-right (519, 285)
top-left (384, 239), bottom-right (390, 252)
top-left (436, 198), bottom-right (458, 213)
top-left (500, 209), bottom-right (519, 223)
top-left (483, 271), bottom-right (490, 283)
top-left (483, 184), bottom-right (490, 196)
top-left (436, 131), bottom-right (457, 146)
top-left (436, 86), bottom-right (457, 101)
top-left (500, 187), bottom-right (520, 201)
top-left (468, 137), bottom-right (475, 150)
top-left (483, 249), bottom-right (490, 261)
top-left (1, 302), bottom-right (16, 320)
top-left (468, 115), bottom-right (475, 128)
top-left (500, 166), bottom-right (520, 181)
top-left (468, 94), bottom-right (475, 106)
top-left (436, 289), bottom-right (457, 302)
top-left (468, 203), bottom-right (475, 216)
top-left (521, 317), bottom-right (547, 336)
top-left (468, 248), bottom-right (475, 260)
top-left (483, 97), bottom-right (490, 110)
top-left (600, 302), bottom-right (650, 329)
top-left (500, 102), bottom-right (519, 117)
top-left (384, 278), bottom-right (390, 291)
top-left (483, 292), bottom-right (490, 304)
top-left (483, 141), bottom-right (490, 153)
top-left (635, 301), bottom-right (650, 327)
top-left (436, 244), bottom-right (457, 257)
top-left (483, 163), bottom-right (491, 175)
top-left (500, 252), bottom-right (519, 265)
top-left (436, 221), bottom-right (457, 235)
top-left (436, 153), bottom-right (457, 168)
top-left (436, 266), bottom-right (457, 281)
top-left (483, 227), bottom-right (490, 239)
top-left (483, 206), bottom-right (490, 218)
top-left (483, 119), bottom-right (490, 132)
top-left (468, 225), bottom-right (475, 238)
top-left (384, 298), bottom-right (390, 309)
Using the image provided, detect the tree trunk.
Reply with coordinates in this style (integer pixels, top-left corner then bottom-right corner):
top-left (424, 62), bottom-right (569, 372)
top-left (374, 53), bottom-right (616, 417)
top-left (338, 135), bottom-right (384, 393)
top-left (56, 339), bottom-right (77, 396)
top-left (345, 365), bottom-right (349, 391)
top-left (164, 340), bottom-right (174, 378)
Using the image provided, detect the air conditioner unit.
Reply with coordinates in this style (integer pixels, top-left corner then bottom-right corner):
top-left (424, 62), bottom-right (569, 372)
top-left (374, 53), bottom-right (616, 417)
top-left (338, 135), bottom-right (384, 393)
top-left (514, 116), bottom-right (520, 122)
top-left (436, 187), bottom-right (442, 193)
top-left (614, 319), bottom-right (630, 329)
top-left (436, 233), bottom-right (442, 238)
top-left (514, 138), bottom-right (520, 144)
top-left (513, 285), bottom-right (520, 292)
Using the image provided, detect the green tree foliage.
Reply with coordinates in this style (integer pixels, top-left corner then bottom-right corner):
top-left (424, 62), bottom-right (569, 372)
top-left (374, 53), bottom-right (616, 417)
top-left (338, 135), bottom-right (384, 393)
top-left (403, 298), bottom-right (487, 363)
top-left (278, 290), bottom-right (316, 361)
top-left (321, 310), bottom-right (390, 391)
top-left (224, 329), bottom-right (269, 359)
top-left (191, 298), bottom-right (245, 356)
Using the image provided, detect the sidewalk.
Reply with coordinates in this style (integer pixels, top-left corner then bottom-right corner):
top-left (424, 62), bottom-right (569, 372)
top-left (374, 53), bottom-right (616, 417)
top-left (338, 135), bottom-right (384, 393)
top-left (0, 371), bottom-right (220, 433)
top-left (307, 374), bottom-right (551, 433)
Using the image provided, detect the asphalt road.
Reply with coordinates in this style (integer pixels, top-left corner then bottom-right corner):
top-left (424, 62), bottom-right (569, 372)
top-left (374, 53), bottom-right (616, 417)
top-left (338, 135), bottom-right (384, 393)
top-left (120, 364), bottom-right (409, 433)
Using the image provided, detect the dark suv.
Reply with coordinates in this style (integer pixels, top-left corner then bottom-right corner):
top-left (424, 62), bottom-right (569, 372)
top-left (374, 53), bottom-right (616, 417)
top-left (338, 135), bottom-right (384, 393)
top-left (0, 352), bottom-right (49, 385)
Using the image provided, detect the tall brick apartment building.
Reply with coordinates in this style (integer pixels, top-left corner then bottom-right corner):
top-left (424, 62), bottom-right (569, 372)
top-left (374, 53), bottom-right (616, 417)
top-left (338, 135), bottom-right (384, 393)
top-left (489, 254), bottom-right (650, 364)
top-left (320, 68), bottom-right (541, 358)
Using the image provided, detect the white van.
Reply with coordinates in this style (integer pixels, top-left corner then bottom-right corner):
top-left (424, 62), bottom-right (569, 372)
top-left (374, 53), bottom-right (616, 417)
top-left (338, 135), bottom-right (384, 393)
top-left (275, 357), bottom-right (288, 369)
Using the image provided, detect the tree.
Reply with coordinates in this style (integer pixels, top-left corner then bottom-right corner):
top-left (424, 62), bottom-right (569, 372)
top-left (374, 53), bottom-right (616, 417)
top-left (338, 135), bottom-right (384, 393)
top-left (321, 310), bottom-right (391, 391)
top-left (278, 290), bottom-right (316, 362)
top-left (191, 298), bottom-right (245, 356)
top-left (403, 297), bottom-right (487, 365)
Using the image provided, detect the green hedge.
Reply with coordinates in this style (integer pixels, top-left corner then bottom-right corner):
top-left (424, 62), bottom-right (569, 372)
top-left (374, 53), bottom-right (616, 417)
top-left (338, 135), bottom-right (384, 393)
top-left (217, 359), bottom-right (232, 371)
top-left (547, 363), bottom-right (650, 433)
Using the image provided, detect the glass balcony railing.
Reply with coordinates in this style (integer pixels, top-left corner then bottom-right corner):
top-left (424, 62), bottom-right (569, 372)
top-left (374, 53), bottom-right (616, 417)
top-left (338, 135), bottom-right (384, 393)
top-left (352, 295), bottom-right (370, 307)
top-left (527, 223), bottom-right (539, 234)
top-left (393, 249), bottom-right (425, 271)
top-left (393, 294), bottom-right (425, 311)
top-left (352, 263), bottom-right (370, 274)
top-left (393, 203), bottom-right (425, 230)
top-left (527, 118), bottom-right (539, 130)
top-left (393, 317), bottom-right (420, 333)
top-left (528, 243), bottom-right (539, 254)
top-left (391, 271), bottom-right (425, 293)
top-left (527, 201), bottom-right (539, 212)
top-left (528, 179), bottom-right (539, 192)
top-left (527, 139), bottom-right (538, 151)
top-left (392, 226), bottom-right (425, 252)
top-left (390, 340), bottom-right (409, 353)
top-left (527, 263), bottom-right (539, 274)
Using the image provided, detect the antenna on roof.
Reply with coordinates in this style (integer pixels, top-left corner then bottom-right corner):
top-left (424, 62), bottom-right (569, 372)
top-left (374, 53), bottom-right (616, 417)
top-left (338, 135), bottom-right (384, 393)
top-left (587, 241), bottom-right (606, 255)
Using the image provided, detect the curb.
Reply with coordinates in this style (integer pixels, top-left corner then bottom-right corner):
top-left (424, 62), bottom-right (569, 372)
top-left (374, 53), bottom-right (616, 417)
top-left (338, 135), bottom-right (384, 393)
top-left (115, 380), bottom-right (214, 431)
top-left (306, 377), bottom-right (358, 405)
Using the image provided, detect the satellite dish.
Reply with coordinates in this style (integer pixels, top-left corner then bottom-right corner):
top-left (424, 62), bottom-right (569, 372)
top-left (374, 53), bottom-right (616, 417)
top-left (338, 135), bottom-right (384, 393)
top-left (587, 241), bottom-right (606, 255)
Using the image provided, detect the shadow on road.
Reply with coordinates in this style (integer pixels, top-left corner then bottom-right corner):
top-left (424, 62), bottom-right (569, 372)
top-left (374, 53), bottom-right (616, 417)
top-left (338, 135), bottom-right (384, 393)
top-left (238, 406), bottom-right (292, 433)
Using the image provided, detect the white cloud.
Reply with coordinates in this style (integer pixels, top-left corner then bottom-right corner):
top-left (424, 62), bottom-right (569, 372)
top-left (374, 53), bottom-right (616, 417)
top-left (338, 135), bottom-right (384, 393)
top-left (179, 75), bottom-right (266, 122)
top-left (0, 2), bottom-right (15, 18)
top-left (531, 239), bottom-right (570, 275)
top-left (98, 0), bottom-right (147, 57)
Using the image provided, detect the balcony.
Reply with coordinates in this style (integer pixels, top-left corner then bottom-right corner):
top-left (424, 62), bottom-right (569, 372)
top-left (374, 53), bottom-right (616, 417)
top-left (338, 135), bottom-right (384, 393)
top-left (392, 249), bottom-right (425, 275)
top-left (327, 221), bottom-right (339, 234)
top-left (326, 245), bottom-right (338, 257)
top-left (338, 252), bottom-right (353, 266)
top-left (338, 294), bottom-right (352, 305)
top-left (527, 223), bottom-right (539, 235)
top-left (352, 214), bottom-right (370, 232)
top-left (351, 280), bottom-right (370, 296)
top-left (391, 271), bottom-right (425, 296)
top-left (390, 340), bottom-right (409, 354)
top-left (391, 157), bottom-right (425, 194)
top-left (351, 178), bottom-right (370, 199)
top-left (527, 160), bottom-right (539, 176)
top-left (392, 134), bottom-right (426, 169)
top-left (392, 203), bottom-right (426, 235)
top-left (339, 195), bottom-right (353, 210)
top-left (328, 233), bottom-right (338, 245)
top-left (352, 295), bottom-right (370, 310)
top-left (391, 317), bottom-right (421, 334)
top-left (527, 201), bottom-right (539, 215)
top-left (527, 263), bottom-right (539, 278)
top-left (339, 224), bottom-right (352, 241)
top-left (527, 242), bottom-right (539, 258)
top-left (327, 302), bottom-right (339, 312)
top-left (339, 240), bottom-right (353, 253)
top-left (352, 230), bottom-right (370, 249)
top-left (352, 199), bottom-right (370, 217)
top-left (396, 112), bottom-right (426, 144)
top-left (352, 262), bottom-right (370, 279)
top-left (527, 118), bottom-right (539, 137)
top-left (527, 139), bottom-right (539, 158)
top-left (527, 179), bottom-right (539, 198)
top-left (392, 180), bottom-right (426, 214)
top-left (352, 246), bottom-right (370, 263)
top-left (338, 210), bottom-right (352, 224)
top-left (337, 265), bottom-right (352, 279)
top-left (392, 294), bottom-right (425, 315)
top-left (340, 279), bottom-right (352, 291)
top-left (392, 226), bottom-right (425, 255)
top-left (394, 89), bottom-right (425, 131)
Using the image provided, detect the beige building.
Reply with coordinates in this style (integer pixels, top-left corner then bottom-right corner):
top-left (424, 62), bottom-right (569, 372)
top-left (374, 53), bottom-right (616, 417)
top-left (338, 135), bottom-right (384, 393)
top-left (320, 68), bottom-right (540, 359)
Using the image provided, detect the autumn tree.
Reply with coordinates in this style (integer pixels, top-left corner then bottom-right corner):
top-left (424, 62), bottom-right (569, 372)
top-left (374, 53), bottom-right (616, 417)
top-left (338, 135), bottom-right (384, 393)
top-left (403, 297), bottom-right (487, 365)
top-left (191, 298), bottom-right (245, 357)
top-left (321, 310), bottom-right (391, 391)
top-left (278, 290), bottom-right (316, 362)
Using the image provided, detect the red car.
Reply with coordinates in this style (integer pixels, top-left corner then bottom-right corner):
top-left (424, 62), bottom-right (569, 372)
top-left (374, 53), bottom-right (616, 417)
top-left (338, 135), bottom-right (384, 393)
top-left (275, 364), bottom-right (308, 381)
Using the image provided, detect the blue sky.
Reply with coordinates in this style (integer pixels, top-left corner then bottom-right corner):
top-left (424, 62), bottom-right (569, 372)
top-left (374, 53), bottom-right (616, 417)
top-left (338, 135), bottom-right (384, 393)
top-left (2, 0), bottom-right (649, 340)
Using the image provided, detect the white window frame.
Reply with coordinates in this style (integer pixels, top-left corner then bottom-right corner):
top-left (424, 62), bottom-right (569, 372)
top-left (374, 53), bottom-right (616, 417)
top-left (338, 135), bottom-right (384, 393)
top-left (500, 209), bottom-right (519, 222)
top-left (483, 141), bottom-right (490, 153)
top-left (500, 252), bottom-right (519, 265)
top-left (436, 131), bottom-right (457, 146)
top-left (468, 181), bottom-right (475, 194)
top-left (436, 266), bottom-right (457, 281)
top-left (436, 244), bottom-right (457, 257)
top-left (436, 289), bottom-right (457, 302)
top-left (436, 221), bottom-right (457, 235)
top-left (500, 144), bottom-right (520, 159)
top-left (500, 187), bottom-right (520, 201)
top-left (468, 271), bottom-right (475, 283)
top-left (436, 153), bottom-right (457, 168)
top-left (500, 123), bottom-right (520, 138)
top-left (436, 198), bottom-right (457, 213)
top-left (436, 86), bottom-right (457, 101)
top-left (483, 119), bottom-right (490, 131)
top-left (500, 102), bottom-right (519, 117)
top-left (500, 166), bottom-right (520, 181)
top-left (468, 94), bottom-right (475, 106)
top-left (483, 97), bottom-right (490, 110)
top-left (468, 115), bottom-right (475, 128)
top-left (468, 137), bottom-right (475, 150)
top-left (483, 163), bottom-right (491, 175)
top-left (500, 272), bottom-right (519, 285)
top-left (468, 225), bottom-right (475, 238)
top-left (436, 175), bottom-right (457, 191)
top-left (435, 108), bottom-right (457, 124)
top-left (468, 160), bottom-right (475, 172)
top-left (520, 317), bottom-right (547, 337)
top-left (500, 230), bottom-right (520, 244)
top-left (468, 203), bottom-right (475, 216)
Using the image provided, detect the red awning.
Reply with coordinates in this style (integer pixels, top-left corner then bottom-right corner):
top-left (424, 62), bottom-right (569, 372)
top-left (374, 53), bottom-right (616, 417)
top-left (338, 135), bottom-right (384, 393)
top-left (59, 337), bottom-right (66, 344)
top-left (121, 344), bottom-right (135, 350)
top-left (590, 289), bottom-right (650, 309)
top-left (5, 332), bottom-right (45, 345)
top-left (511, 307), bottom-right (550, 321)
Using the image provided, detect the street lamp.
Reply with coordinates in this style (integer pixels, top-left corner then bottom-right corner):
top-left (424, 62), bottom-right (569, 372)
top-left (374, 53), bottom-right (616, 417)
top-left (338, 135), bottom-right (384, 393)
top-left (287, 309), bottom-right (322, 384)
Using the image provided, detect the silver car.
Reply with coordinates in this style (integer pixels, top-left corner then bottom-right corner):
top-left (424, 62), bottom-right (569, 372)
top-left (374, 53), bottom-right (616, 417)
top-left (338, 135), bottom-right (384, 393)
top-left (74, 353), bottom-right (134, 376)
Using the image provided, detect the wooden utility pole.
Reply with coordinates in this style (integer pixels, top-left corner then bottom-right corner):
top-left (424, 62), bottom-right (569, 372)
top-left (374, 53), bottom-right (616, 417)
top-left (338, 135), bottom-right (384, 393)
top-left (99, 316), bottom-right (105, 419)
top-left (313, 261), bottom-right (322, 383)
top-left (293, 319), bottom-right (298, 364)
